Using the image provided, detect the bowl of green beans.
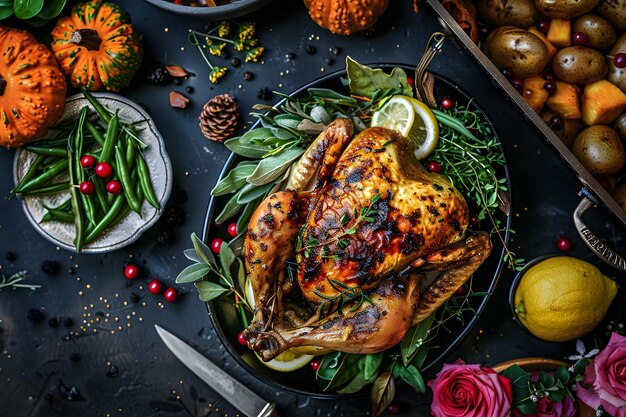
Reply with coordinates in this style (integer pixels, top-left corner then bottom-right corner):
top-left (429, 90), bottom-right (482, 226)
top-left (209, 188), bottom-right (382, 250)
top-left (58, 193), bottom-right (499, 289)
top-left (12, 91), bottom-right (172, 253)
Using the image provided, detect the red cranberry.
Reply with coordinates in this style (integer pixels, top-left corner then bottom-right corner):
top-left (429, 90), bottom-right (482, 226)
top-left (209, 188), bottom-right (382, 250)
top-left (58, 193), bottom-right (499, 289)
top-left (79, 181), bottom-right (95, 195)
top-left (537, 21), bottom-right (550, 34)
top-left (406, 76), bottom-right (414, 87)
top-left (441, 97), bottom-right (454, 110)
top-left (227, 223), bottom-right (238, 237)
top-left (148, 279), bottom-right (164, 294)
top-left (124, 264), bottom-right (139, 279)
top-left (470, 215), bottom-right (478, 225)
top-left (106, 180), bottom-right (122, 195)
top-left (237, 331), bottom-right (247, 346)
top-left (548, 115), bottom-right (564, 131)
top-left (614, 53), bottom-right (626, 69)
top-left (95, 162), bottom-right (113, 178)
top-left (572, 32), bottom-right (589, 45)
top-left (543, 81), bottom-right (557, 96)
top-left (511, 78), bottom-right (524, 93)
top-left (387, 402), bottom-right (401, 414)
top-left (80, 155), bottom-right (95, 168)
top-left (210, 238), bottom-right (223, 254)
top-left (556, 236), bottom-right (572, 251)
top-left (163, 288), bottom-right (177, 302)
top-left (425, 161), bottom-right (442, 173)
top-left (310, 359), bottom-right (321, 371)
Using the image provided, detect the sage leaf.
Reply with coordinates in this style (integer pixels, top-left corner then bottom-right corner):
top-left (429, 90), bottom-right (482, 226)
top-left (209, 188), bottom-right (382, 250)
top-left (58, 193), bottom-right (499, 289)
top-left (195, 281), bottom-right (230, 302)
top-left (236, 197), bottom-right (261, 234)
top-left (236, 258), bottom-right (246, 297)
top-left (346, 56), bottom-right (412, 99)
top-left (176, 263), bottom-right (210, 284)
top-left (184, 248), bottom-right (204, 264)
top-left (274, 114), bottom-right (302, 130)
top-left (394, 363), bottom-right (425, 393)
top-left (211, 161), bottom-right (258, 196)
top-left (215, 189), bottom-right (244, 224)
top-left (371, 371), bottom-right (395, 417)
top-left (37, 0), bottom-right (66, 19)
top-left (240, 127), bottom-right (274, 144)
top-left (219, 242), bottom-right (236, 287)
top-left (191, 232), bottom-right (215, 265)
top-left (14, 0), bottom-right (43, 19)
top-left (270, 126), bottom-right (296, 140)
top-left (307, 88), bottom-right (356, 103)
top-left (247, 148), bottom-right (304, 185)
top-left (400, 312), bottom-right (435, 366)
top-left (337, 357), bottom-right (375, 394)
top-left (224, 137), bottom-right (271, 158)
top-left (364, 352), bottom-right (384, 380)
top-left (325, 354), bottom-right (363, 391)
top-left (237, 182), bottom-right (272, 204)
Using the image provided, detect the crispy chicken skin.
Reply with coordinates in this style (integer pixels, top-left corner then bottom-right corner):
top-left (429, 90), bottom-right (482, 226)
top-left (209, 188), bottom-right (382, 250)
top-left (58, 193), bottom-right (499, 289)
top-left (243, 120), bottom-right (492, 361)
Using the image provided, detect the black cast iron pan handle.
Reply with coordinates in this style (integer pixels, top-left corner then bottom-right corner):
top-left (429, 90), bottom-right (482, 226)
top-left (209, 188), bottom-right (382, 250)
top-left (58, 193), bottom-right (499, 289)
top-left (574, 188), bottom-right (626, 271)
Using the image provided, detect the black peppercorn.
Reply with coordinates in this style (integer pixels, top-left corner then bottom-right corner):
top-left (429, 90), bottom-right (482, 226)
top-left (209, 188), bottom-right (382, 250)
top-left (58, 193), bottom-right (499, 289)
top-left (306, 45), bottom-right (316, 55)
top-left (185, 86), bottom-right (194, 94)
top-left (27, 309), bottom-right (44, 323)
top-left (243, 71), bottom-right (254, 81)
top-left (4, 252), bottom-right (15, 262)
top-left (48, 318), bottom-right (59, 328)
top-left (61, 317), bottom-right (73, 327)
top-left (41, 260), bottom-right (60, 275)
top-left (230, 57), bottom-right (240, 67)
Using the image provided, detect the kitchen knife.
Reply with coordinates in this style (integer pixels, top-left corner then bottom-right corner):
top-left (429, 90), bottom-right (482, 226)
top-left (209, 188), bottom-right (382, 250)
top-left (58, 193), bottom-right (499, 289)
top-left (155, 325), bottom-right (278, 417)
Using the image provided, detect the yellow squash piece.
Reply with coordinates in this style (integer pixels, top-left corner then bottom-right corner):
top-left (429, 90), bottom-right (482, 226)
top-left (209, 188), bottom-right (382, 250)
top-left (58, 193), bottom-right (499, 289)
top-left (546, 81), bottom-right (581, 119)
top-left (547, 19), bottom-right (572, 47)
top-left (522, 76), bottom-right (549, 113)
top-left (581, 80), bottom-right (626, 125)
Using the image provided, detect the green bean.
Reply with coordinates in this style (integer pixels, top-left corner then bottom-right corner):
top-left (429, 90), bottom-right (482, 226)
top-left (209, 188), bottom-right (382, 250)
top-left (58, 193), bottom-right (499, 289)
top-left (84, 194), bottom-right (125, 244)
top-left (50, 198), bottom-right (72, 212)
top-left (93, 177), bottom-right (109, 212)
top-left (68, 112), bottom-right (87, 252)
top-left (82, 89), bottom-right (111, 124)
top-left (17, 159), bottom-right (68, 194)
top-left (14, 154), bottom-right (45, 193)
top-left (22, 182), bottom-right (69, 196)
top-left (27, 135), bottom-right (71, 149)
top-left (72, 108), bottom-right (96, 228)
top-left (115, 146), bottom-right (141, 214)
top-left (99, 112), bottom-right (119, 164)
top-left (23, 146), bottom-right (67, 157)
top-left (135, 152), bottom-right (160, 210)
top-left (125, 134), bottom-right (136, 169)
top-left (85, 120), bottom-right (106, 147)
top-left (41, 207), bottom-right (74, 223)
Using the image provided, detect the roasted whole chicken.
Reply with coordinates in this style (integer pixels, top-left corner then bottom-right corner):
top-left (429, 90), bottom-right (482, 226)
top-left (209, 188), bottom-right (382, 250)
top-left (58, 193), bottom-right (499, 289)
top-left (243, 118), bottom-right (492, 361)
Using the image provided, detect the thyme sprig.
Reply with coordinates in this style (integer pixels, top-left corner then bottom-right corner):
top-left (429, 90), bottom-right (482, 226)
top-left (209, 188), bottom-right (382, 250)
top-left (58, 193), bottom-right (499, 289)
top-left (297, 194), bottom-right (380, 260)
top-left (0, 271), bottom-right (39, 291)
top-left (313, 278), bottom-right (373, 318)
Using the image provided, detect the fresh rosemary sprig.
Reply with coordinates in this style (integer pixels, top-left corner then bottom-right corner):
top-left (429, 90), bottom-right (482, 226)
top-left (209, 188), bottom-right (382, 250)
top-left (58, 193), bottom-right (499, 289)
top-left (0, 271), bottom-right (39, 291)
top-left (313, 278), bottom-right (373, 318)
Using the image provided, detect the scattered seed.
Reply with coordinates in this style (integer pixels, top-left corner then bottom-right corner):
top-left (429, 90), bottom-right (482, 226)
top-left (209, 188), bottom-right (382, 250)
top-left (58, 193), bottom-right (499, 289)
top-left (306, 45), bottom-right (316, 55)
top-left (41, 260), bottom-right (60, 275)
top-left (230, 57), bottom-right (240, 67)
top-left (4, 252), bottom-right (15, 262)
top-left (243, 72), bottom-right (254, 81)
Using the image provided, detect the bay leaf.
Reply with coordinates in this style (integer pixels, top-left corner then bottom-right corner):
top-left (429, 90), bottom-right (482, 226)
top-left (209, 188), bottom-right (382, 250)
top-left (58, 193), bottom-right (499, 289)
top-left (247, 148), bottom-right (304, 185)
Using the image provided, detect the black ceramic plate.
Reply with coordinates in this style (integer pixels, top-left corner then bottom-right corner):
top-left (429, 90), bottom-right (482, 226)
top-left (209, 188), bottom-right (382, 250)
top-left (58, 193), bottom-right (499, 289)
top-left (202, 64), bottom-right (512, 397)
top-left (144, 0), bottom-right (275, 19)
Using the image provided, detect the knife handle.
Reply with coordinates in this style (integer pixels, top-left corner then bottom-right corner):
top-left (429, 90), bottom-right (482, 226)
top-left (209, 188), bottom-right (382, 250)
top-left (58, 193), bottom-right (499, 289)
top-left (257, 403), bottom-right (280, 417)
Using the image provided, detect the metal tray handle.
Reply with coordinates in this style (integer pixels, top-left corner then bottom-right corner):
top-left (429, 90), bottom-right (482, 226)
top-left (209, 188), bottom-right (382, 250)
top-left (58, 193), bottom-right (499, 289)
top-left (574, 189), bottom-right (626, 271)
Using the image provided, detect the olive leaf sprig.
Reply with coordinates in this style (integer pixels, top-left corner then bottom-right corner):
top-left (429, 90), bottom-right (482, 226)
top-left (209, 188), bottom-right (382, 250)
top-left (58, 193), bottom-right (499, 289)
top-left (0, 271), bottom-right (39, 291)
top-left (176, 233), bottom-right (252, 316)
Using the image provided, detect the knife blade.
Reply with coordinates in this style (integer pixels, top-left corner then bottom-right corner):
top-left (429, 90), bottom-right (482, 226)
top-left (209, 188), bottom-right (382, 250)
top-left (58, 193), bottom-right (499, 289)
top-left (155, 325), bottom-right (277, 417)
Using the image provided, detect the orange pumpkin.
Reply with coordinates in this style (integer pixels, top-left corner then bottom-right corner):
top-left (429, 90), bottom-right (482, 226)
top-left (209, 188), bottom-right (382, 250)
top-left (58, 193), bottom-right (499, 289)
top-left (304, 0), bottom-right (390, 35)
top-left (0, 27), bottom-right (66, 148)
top-left (50, 0), bottom-right (143, 92)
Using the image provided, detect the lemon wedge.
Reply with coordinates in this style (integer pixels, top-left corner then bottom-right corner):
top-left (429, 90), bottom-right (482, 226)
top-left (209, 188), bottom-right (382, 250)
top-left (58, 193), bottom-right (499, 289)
top-left (256, 350), bottom-right (315, 372)
top-left (371, 95), bottom-right (439, 160)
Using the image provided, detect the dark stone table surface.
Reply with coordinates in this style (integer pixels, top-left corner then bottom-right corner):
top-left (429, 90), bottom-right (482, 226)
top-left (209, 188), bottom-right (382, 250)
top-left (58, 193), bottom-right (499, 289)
top-left (0, 1), bottom-right (624, 416)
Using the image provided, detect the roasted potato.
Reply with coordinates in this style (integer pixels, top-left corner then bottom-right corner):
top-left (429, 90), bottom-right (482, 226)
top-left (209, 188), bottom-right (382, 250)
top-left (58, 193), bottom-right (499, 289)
top-left (541, 110), bottom-right (583, 147)
top-left (534, 0), bottom-right (599, 18)
top-left (571, 125), bottom-right (626, 176)
top-left (477, 0), bottom-right (538, 27)
top-left (483, 26), bottom-right (549, 78)
top-left (552, 46), bottom-right (608, 84)
top-left (573, 14), bottom-right (616, 50)
top-left (596, 0), bottom-right (626, 31)
top-left (609, 34), bottom-right (626, 93)
top-left (611, 183), bottom-right (626, 210)
top-left (614, 112), bottom-right (626, 141)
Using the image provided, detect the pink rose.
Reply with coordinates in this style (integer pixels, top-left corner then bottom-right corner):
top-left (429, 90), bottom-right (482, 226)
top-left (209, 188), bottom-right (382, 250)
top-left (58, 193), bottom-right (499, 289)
top-left (577, 332), bottom-right (626, 417)
top-left (428, 363), bottom-right (513, 417)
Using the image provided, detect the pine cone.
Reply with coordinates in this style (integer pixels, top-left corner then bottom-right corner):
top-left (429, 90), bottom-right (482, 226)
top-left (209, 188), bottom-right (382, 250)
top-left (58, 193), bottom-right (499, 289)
top-left (199, 94), bottom-right (239, 142)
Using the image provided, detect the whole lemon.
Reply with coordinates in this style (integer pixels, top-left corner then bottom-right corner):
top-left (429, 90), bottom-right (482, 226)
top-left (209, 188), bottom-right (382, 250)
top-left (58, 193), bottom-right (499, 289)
top-left (514, 256), bottom-right (617, 342)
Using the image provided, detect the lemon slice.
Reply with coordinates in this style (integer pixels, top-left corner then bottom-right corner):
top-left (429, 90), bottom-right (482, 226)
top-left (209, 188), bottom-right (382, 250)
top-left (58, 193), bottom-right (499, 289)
top-left (371, 95), bottom-right (439, 160)
top-left (256, 350), bottom-right (315, 372)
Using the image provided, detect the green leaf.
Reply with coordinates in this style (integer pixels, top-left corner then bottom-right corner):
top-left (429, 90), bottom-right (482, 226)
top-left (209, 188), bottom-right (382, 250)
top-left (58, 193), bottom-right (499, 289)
top-left (501, 364), bottom-right (531, 406)
top-left (325, 354), bottom-right (363, 391)
top-left (236, 197), bottom-right (260, 234)
top-left (273, 114), bottom-right (302, 130)
top-left (224, 137), bottom-right (271, 158)
top-left (14, 0), bottom-right (43, 19)
top-left (337, 372), bottom-right (372, 395)
top-left (195, 281), bottom-right (229, 301)
top-left (247, 148), bottom-right (304, 186)
top-left (176, 263), bottom-right (210, 284)
top-left (394, 363), bottom-right (426, 393)
top-left (211, 161), bottom-right (258, 196)
top-left (548, 388), bottom-right (566, 403)
top-left (183, 248), bottom-right (204, 264)
top-left (411, 344), bottom-right (429, 369)
top-left (307, 88), bottom-right (357, 103)
top-left (317, 351), bottom-right (343, 381)
top-left (514, 400), bottom-right (537, 415)
top-left (236, 258), bottom-right (246, 296)
top-left (240, 127), bottom-right (275, 144)
top-left (364, 353), bottom-right (384, 381)
top-left (556, 366), bottom-right (570, 384)
top-left (237, 182), bottom-right (272, 204)
top-left (538, 370), bottom-right (554, 388)
top-left (36, 0), bottom-right (65, 19)
top-left (0, 5), bottom-right (13, 19)
top-left (191, 232), bottom-right (215, 265)
top-left (219, 242), bottom-right (236, 287)
top-left (371, 371), bottom-right (395, 417)
top-left (346, 56), bottom-right (412, 99)
top-left (400, 313), bottom-right (435, 366)
top-left (215, 190), bottom-right (244, 224)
